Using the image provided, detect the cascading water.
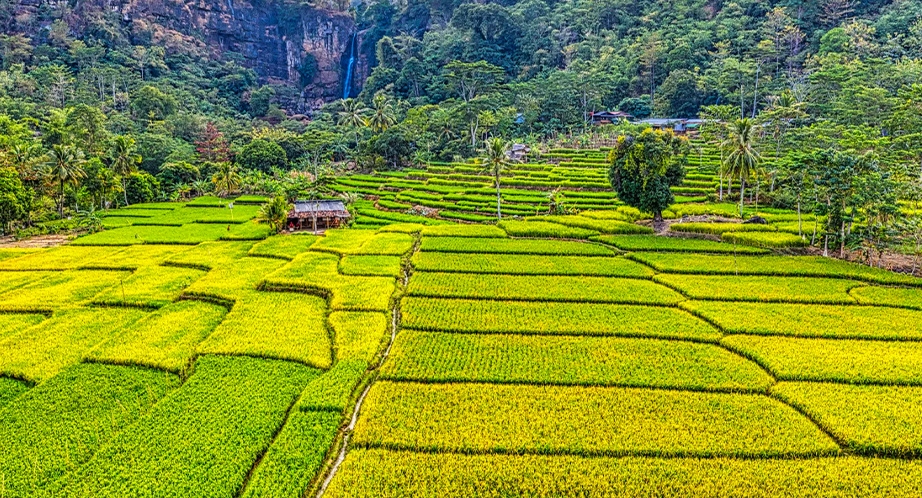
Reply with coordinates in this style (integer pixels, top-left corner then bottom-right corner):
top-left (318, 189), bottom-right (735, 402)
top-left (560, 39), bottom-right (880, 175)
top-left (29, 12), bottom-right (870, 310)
top-left (342, 33), bottom-right (357, 100)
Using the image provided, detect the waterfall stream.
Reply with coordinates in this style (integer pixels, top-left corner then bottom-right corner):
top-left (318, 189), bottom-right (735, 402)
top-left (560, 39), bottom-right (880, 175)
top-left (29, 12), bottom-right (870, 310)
top-left (342, 33), bottom-right (357, 100)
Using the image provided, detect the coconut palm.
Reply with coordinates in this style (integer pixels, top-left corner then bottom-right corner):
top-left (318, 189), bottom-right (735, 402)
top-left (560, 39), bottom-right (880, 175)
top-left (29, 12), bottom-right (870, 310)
top-left (109, 135), bottom-right (142, 206)
top-left (722, 118), bottom-right (762, 218)
top-left (45, 144), bottom-right (86, 218)
top-left (367, 94), bottom-right (396, 133)
top-left (337, 98), bottom-right (369, 144)
top-left (483, 137), bottom-right (510, 219)
top-left (256, 195), bottom-right (292, 233)
top-left (211, 162), bottom-right (241, 197)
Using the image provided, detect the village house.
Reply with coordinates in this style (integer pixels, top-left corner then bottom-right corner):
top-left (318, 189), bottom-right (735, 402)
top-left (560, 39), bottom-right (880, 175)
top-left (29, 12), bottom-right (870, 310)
top-left (287, 199), bottom-right (351, 232)
top-left (590, 111), bottom-right (634, 125)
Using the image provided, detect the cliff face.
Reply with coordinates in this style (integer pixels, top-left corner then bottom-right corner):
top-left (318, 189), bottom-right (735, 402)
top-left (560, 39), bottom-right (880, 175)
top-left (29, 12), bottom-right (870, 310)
top-left (13, 0), bottom-right (367, 110)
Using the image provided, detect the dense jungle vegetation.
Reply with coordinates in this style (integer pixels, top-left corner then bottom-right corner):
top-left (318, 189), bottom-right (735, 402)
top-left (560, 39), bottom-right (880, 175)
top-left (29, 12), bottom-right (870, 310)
top-left (0, 0), bottom-right (921, 244)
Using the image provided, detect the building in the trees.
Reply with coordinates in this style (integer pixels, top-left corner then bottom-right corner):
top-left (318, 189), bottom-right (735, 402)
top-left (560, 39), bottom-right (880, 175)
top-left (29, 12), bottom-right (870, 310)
top-left (590, 111), bottom-right (634, 125)
top-left (636, 118), bottom-right (705, 135)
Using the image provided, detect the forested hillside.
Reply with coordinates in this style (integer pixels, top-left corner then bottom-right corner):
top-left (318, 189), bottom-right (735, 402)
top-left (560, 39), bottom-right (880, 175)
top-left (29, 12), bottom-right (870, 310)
top-left (0, 0), bottom-right (921, 232)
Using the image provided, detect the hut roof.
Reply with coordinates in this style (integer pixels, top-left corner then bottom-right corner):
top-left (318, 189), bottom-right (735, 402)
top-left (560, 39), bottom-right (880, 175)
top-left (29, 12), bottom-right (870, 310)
top-left (289, 200), bottom-right (351, 219)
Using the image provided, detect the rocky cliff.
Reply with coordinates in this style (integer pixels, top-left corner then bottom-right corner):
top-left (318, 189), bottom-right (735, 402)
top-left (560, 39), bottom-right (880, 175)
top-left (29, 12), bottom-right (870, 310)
top-left (10, 0), bottom-right (367, 111)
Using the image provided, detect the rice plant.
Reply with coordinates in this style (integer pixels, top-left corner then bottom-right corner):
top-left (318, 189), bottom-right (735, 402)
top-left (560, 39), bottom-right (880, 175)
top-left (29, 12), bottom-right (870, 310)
top-left (382, 331), bottom-right (771, 391)
top-left (353, 381), bottom-right (838, 457)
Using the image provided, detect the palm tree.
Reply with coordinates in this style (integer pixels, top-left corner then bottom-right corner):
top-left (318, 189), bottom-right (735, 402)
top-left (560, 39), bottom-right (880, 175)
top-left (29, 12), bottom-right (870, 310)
top-left (256, 195), bottom-right (292, 233)
top-left (211, 162), bottom-right (241, 197)
top-left (723, 118), bottom-right (762, 218)
top-left (109, 135), bottom-right (141, 206)
top-left (367, 94), bottom-right (396, 133)
top-left (45, 144), bottom-right (86, 218)
top-left (483, 137), bottom-right (510, 219)
top-left (337, 98), bottom-right (369, 144)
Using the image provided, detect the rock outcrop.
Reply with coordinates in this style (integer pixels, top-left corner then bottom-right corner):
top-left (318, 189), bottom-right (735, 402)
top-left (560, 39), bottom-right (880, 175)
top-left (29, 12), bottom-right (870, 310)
top-left (10, 0), bottom-right (367, 111)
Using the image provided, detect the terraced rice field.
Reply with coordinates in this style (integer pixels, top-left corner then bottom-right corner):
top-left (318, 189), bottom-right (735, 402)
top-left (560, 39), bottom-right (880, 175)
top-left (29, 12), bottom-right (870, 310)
top-left (2, 165), bottom-right (922, 495)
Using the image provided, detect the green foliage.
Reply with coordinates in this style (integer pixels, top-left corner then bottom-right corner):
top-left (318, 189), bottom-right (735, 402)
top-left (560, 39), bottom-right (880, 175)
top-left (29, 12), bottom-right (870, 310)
top-left (256, 195), bottom-right (292, 233)
top-left (236, 139), bottom-right (288, 173)
top-left (0, 363), bottom-right (179, 497)
top-left (608, 129), bottom-right (688, 220)
top-left (297, 360), bottom-right (368, 412)
top-left (125, 171), bottom-right (161, 204)
top-left (239, 410), bottom-right (340, 498)
top-left (58, 355), bottom-right (319, 497)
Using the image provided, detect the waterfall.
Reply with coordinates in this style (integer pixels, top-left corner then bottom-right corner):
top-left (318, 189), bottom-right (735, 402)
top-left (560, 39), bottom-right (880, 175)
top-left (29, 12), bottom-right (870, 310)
top-left (343, 32), bottom-right (357, 100)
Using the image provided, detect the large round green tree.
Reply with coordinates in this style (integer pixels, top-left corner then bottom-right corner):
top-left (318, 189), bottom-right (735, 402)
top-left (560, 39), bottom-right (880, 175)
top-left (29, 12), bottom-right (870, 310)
top-left (236, 139), bottom-right (287, 173)
top-left (608, 128), bottom-right (689, 223)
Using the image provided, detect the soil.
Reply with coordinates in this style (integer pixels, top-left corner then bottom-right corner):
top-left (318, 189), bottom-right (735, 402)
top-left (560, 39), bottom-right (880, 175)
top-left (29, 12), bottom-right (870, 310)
top-left (0, 235), bottom-right (72, 248)
top-left (638, 215), bottom-right (742, 236)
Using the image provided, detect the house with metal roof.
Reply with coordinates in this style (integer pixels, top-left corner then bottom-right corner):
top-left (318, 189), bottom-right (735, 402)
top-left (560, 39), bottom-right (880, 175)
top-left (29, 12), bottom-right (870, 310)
top-left (287, 199), bottom-right (351, 231)
top-left (590, 111), bottom-right (634, 125)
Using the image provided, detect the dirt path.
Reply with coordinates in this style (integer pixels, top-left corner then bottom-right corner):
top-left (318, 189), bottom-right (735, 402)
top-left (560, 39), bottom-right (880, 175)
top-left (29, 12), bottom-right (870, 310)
top-left (0, 235), bottom-right (71, 248)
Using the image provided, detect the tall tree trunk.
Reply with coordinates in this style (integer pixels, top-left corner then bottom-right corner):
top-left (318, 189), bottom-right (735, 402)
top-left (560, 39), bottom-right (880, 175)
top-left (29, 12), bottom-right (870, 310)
top-left (123, 178), bottom-right (129, 207)
top-left (495, 173), bottom-right (502, 220)
top-left (840, 218), bottom-right (846, 258)
top-left (60, 179), bottom-right (65, 219)
top-left (739, 178), bottom-right (746, 218)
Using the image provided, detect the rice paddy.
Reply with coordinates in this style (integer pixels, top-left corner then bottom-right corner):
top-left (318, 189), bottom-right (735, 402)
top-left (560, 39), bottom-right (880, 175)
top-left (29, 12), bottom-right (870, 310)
top-left (1, 170), bottom-right (921, 496)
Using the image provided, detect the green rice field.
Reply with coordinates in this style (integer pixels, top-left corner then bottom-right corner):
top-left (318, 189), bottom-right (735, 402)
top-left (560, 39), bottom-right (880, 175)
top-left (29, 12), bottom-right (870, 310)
top-left (2, 163), bottom-right (922, 496)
